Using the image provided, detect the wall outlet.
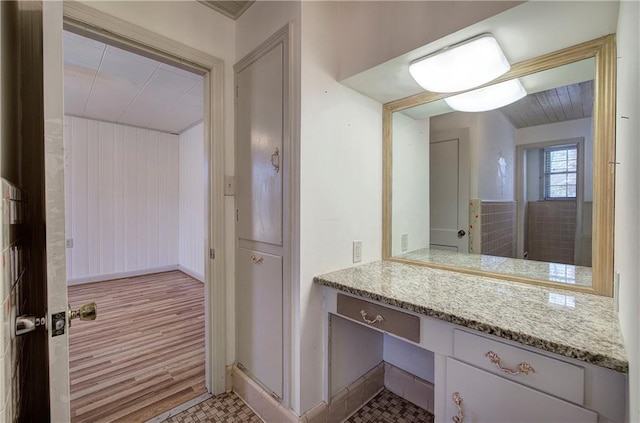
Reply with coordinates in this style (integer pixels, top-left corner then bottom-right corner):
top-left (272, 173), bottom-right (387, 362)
top-left (353, 240), bottom-right (362, 263)
top-left (224, 175), bottom-right (235, 196)
top-left (614, 271), bottom-right (620, 313)
top-left (66, 239), bottom-right (73, 248)
top-left (401, 233), bottom-right (408, 252)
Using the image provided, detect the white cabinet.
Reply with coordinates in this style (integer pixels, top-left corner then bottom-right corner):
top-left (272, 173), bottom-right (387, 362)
top-left (444, 358), bottom-right (597, 423)
top-left (235, 42), bottom-right (283, 247)
top-left (234, 26), bottom-right (291, 402)
top-left (236, 247), bottom-right (283, 397)
top-left (321, 288), bottom-right (626, 423)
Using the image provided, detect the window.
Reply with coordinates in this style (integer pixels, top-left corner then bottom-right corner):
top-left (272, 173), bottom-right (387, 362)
top-left (544, 145), bottom-right (577, 199)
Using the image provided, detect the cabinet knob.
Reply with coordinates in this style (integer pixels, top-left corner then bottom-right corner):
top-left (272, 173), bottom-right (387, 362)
top-left (485, 351), bottom-right (535, 376)
top-left (452, 391), bottom-right (464, 423)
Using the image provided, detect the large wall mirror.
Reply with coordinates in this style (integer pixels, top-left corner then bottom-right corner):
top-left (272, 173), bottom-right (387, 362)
top-left (383, 35), bottom-right (616, 296)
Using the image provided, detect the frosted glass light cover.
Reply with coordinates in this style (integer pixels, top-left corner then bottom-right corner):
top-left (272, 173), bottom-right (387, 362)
top-left (444, 79), bottom-right (527, 112)
top-left (409, 34), bottom-right (510, 93)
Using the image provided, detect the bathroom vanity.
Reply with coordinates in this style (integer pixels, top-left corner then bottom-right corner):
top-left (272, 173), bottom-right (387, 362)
top-left (314, 260), bottom-right (627, 423)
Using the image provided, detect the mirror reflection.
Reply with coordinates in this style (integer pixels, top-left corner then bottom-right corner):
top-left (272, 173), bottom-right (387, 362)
top-left (391, 59), bottom-right (595, 286)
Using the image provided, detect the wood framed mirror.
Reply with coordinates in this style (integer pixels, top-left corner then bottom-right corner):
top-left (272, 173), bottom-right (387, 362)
top-left (382, 35), bottom-right (615, 296)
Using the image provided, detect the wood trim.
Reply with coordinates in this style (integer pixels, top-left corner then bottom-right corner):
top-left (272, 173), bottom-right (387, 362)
top-left (382, 34), bottom-right (616, 296)
top-left (592, 35), bottom-right (616, 297)
top-left (62, 1), bottom-right (229, 395)
top-left (382, 106), bottom-right (393, 259)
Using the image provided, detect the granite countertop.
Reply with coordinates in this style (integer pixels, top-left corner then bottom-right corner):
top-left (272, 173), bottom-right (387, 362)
top-left (314, 260), bottom-right (627, 373)
top-left (398, 248), bottom-right (592, 287)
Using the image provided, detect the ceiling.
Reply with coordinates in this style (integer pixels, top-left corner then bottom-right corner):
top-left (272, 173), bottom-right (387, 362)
top-left (198, 0), bottom-right (254, 20)
top-left (342, 1), bottom-right (619, 104)
top-left (400, 57), bottom-right (595, 129)
top-left (500, 81), bottom-right (593, 129)
top-left (64, 30), bottom-right (204, 135)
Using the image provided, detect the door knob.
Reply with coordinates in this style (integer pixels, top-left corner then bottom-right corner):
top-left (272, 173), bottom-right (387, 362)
top-left (68, 302), bottom-right (97, 327)
top-left (457, 230), bottom-right (466, 237)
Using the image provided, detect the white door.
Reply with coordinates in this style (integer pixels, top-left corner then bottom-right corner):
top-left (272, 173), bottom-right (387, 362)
top-left (236, 248), bottom-right (283, 397)
top-left (42, 2), bottom-right (72, 421)
top-left (235, 43), bottom-right (284, 246)
top-left (429, 131), bottom-right (470, 252)
top-left (445, 358), bottom-right (597, 423)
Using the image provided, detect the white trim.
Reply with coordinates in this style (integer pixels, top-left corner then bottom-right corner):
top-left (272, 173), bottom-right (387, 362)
top-left (61, 1), bottom-right (228, 402)
top-left (66, 266), bottom-right (179, 286)
top-left (178, 265), bottom-right (205, 283)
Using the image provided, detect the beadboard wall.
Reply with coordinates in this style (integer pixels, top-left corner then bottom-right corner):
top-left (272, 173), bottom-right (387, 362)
top-left (178, 122), bottom-right (205, 280)
top-left (64, 116), bottom-right (180, 283)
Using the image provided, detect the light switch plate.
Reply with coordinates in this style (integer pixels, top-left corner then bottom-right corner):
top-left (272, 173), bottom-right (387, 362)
top-left (224, 175), bottom-right (235, 196)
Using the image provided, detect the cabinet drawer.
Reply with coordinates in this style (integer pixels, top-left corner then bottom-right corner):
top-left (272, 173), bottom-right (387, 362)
top-left (336, 294), bottom-right (420, 343)
top-left (453, 330), bottom-right (584, 405)
top-left (445, 358), bottom-right (596, 423)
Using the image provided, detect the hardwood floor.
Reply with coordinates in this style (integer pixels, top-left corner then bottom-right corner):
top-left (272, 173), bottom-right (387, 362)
top-left (68, 271), bottom-right (206, 422)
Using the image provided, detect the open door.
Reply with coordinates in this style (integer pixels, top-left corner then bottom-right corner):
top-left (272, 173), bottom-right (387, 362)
top-left (42, 2), bottom-right (73, 421)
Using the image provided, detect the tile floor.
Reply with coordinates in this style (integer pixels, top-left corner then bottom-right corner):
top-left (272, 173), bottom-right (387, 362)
top-left (345, 390), bottom-right (434, 423)
top-left (166, 389), bottom-right (433, 423)
top-left (165, 392), bottom-right (262, 423)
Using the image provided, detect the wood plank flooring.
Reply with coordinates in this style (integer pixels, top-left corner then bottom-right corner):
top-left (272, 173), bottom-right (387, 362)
top-left (68, 271), bottom-right (206, 422)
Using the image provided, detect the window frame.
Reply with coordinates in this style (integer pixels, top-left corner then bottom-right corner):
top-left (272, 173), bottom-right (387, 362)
top-left (543, 144), bottom-right (579, 201)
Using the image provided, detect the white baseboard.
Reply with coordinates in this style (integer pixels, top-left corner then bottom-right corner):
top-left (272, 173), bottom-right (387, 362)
top-left (67, 265), bottom-right (179, 286)
top-left (177, 265), bottom-right (204, 283)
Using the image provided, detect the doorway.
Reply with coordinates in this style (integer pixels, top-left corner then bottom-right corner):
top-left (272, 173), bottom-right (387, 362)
top-left (41, 3), bottom-right (227, 420)
top-left (62, 29), bottom-right (208, 420)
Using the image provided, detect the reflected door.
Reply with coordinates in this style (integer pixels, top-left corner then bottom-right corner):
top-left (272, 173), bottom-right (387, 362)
top-left (430, 135), bottom-right (469, 252)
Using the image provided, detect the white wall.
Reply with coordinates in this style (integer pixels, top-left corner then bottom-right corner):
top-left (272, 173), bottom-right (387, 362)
top-left (80, 0), bottom-right (237, 363)
top-left (476, 111), bottom-right (516, 201)
top-left (299, 1), bottom-right (384, 414)
top-left (516, 117), bottom-right (594, 201)
top-left (179, 123), bottom-right (205, 281)
top-left (615, 2), bottom-right (640, 422)
top-left (392, 113), bottom-right (430, 255)
top-left (430, 110), bottom-right (516, 200)
top-left (64, 116), bottom-right (180, 283)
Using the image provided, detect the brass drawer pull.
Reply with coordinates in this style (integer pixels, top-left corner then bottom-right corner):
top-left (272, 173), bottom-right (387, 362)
top-left (360, 309), bottom-right (384, 324)
top-left (452, 392), bottom-right (464, 423)
top-left (250, 255), bottom-right (264, 264)
top-left (485, 351), bottom-right (535, 375)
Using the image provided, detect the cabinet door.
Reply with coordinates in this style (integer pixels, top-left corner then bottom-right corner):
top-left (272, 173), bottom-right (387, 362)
top-left (236, 247), bottom-right (283, 397)
top-left (236, 42), bottom-right (283, 246)
top-left (444, 358), bottom-right (597, 423)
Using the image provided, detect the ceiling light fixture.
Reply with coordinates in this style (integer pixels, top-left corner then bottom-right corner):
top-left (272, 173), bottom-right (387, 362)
top-left (444, 79), bottom-right (527, 112)
top-left (409, 34), bottom-right (510, 93)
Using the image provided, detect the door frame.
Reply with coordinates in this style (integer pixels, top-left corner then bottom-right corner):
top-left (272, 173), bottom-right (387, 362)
top-left (46, 3), bottom-right (227, 419)
top-left (515, 137), bottom-right (586, 261)
top-left (429, 128), bottom-right (470, 253)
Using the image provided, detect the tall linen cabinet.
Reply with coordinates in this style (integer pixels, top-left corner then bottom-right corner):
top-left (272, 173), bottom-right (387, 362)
top-left (234, 25), bottom-right (292, 403)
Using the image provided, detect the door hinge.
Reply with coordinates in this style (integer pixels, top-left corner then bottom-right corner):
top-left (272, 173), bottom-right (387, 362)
top-left (235, 86), bottom-right (238, 98)
top-left (210, 248), bottom-right (215, 260)
top-left (236, 209), bottom-right (239, 222)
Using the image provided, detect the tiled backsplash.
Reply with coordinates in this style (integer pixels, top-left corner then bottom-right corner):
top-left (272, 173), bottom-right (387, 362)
top-left (480, 201), bottom-right (517, 258)
top-left (1, 180), bottom-right (27, 423)
top-left (526, 201), bottom-right (576, 265)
